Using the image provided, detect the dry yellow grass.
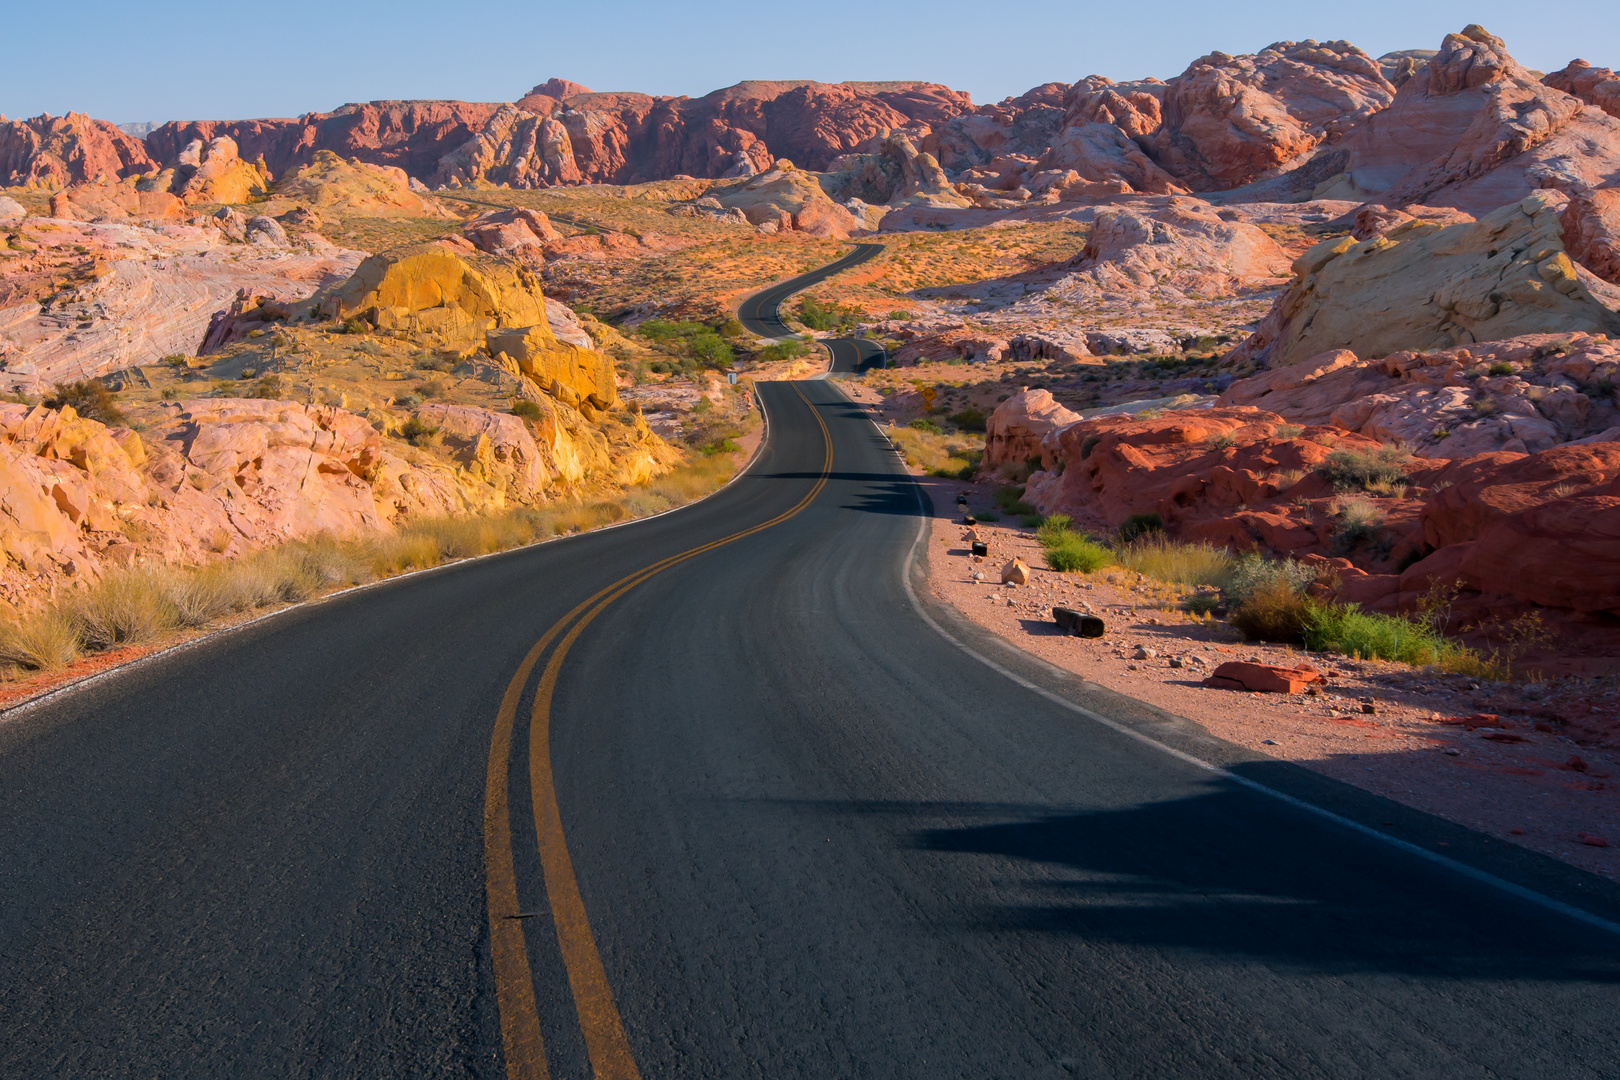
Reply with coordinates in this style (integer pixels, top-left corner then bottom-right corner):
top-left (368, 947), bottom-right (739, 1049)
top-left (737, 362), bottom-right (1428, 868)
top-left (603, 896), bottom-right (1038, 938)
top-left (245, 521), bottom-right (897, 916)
top-left (0, 443), bottom-right (754, 680)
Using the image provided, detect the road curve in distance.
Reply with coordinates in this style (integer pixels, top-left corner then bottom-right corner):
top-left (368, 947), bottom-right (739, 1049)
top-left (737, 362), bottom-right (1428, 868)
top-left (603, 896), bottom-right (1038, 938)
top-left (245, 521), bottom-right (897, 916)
top-left (736, 242), bottom-right (888, 374)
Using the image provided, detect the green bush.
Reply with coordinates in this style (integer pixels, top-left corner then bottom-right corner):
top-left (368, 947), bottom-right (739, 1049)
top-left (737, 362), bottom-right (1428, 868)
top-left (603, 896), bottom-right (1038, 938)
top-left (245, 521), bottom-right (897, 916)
top-left (1230, 581), bottom-right (1312, 643)
top-left (1303, 604), bottom-right (1460, 667)
top-left (510, 399), bottom-right (543, 420)
top-left (44, 380), bottom-right (125, 425)
top-left (755, 339), bottom-right (809, 364)
top-left (1317, 445), bottom-right (1410, 490)
top-left (1220, 552), bottom-right (1315, 607)
top-left (1043, 532), bottom-right (1113, 573)
top-left (909, 418), bottom-right (943, 434)
top-left (1117, 512), bottom-right (1162, 543)
top-left (1035, 514), bottom-right (1073, 545)
top-left (795, 295), bottom-right (859, 332)
top-left (950, 407), bottom-right (987, 432)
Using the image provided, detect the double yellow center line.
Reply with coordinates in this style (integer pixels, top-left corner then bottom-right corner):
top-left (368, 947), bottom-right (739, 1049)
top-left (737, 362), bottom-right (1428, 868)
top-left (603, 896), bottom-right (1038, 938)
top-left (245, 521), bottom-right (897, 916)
top-left (483, 383), bottom-right (833, 1080)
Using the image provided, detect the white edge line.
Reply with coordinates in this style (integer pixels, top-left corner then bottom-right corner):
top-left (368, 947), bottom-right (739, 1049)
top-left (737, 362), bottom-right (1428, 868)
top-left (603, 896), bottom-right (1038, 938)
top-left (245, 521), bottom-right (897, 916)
top-left (1, 390), bottom-right (776, 722)
top-left (824, 378), bottom-right (1620, 940)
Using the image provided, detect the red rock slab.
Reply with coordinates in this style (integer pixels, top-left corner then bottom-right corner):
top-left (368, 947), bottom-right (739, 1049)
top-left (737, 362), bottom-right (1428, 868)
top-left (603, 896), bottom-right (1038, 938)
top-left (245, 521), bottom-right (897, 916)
top-left (1203, 661), bottom-right (1323, 694)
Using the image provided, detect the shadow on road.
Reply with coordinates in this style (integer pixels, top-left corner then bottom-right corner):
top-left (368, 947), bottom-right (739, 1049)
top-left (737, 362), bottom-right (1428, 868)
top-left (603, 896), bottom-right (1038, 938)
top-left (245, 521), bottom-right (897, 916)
top-left (746, 791), bottom-right (1620, 982)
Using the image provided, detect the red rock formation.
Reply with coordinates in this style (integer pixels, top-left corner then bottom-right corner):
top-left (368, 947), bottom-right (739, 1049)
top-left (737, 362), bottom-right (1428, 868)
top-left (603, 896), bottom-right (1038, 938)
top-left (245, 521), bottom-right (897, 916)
top-left (145, 100), bottom-right (504, 183)
top-left (1150, 41), bottom-right (1394, 190)
top-left (1562, 187), bottom-right (1620, 284)
top-left (1544, 60), bottom-right (1620, 119)
top-left (0, 112), bottom-right (154, 187)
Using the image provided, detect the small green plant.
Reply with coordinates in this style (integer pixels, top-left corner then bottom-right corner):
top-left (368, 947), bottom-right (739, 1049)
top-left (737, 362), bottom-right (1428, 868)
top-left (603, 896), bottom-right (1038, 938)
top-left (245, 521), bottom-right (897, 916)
top-left (43, 380), bottom-right (125, 425)
top-left (1184, 592), bottom-right (1221, 617)
top-left (1207, 431), bottom-right (1238, 449)
top-left (1317, 444), bottom-right (1410, 490)
top-left (1471, 398), bottom-right (1497, 416)
top-left (699, 437), bottom-right (741, 456)
top-left (1275, 423), bottom-right (1304, 438)
top-left (511, 399), bottom-right (543, 420)
top-left (339, 318), bottom-right (369, 335)
top-left (1488, 361), bottom-right (1514, 376)
top-left (908, 418), bottom-right (943, 434)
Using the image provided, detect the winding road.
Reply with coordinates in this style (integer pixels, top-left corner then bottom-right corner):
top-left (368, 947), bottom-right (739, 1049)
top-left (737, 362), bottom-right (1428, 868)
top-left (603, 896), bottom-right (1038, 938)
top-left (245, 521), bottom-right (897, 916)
top-left (736, 242), bottom-right (888, 374)
top-left (2, 254), bottom-right (1619, 1078)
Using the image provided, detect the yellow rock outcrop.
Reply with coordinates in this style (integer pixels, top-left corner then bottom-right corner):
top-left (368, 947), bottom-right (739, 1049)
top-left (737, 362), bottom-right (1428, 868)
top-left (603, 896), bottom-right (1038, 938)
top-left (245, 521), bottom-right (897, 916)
top-left (313, 243), bottom-right (622, 410)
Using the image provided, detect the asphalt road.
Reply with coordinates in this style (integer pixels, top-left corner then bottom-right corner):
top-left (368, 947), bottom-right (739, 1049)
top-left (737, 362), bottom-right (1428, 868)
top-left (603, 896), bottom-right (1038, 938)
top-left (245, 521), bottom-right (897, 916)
top-left (736, 242), bottom-right (888, 373)
top-left (3, 380), bottom-right (1620, 1077)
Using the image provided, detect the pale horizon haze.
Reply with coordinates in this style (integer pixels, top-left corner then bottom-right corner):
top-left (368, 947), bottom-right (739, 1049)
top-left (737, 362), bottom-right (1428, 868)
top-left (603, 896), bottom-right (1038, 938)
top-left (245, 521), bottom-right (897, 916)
top-left (4, 0), bottom-right (1618, 125)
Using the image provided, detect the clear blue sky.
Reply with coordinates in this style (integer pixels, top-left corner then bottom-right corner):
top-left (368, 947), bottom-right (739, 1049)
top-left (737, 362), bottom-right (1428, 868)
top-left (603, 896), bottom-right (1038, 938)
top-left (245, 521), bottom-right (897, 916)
top-left (4, 0), bottom-right (1617, 124)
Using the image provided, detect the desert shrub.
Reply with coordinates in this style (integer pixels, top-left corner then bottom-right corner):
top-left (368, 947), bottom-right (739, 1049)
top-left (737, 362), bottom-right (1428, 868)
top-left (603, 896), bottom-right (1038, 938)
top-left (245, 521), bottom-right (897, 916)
top-left (45, 380), bottom-right (125, 425)
top-left (1488, 361), bottom-right (1514, 376)
top-left (416, 376), bottom-right (450, 399)
top-left (795, 295), bottom-right (858, 332)
top-left (1275, 423), bottom-right (1304, 438)
top-left (950, 407), bottom-right (987, 432)
top-left (755, 339), bottom-right (809, 364)
top-left (338, 318), bottom-right (369, 335)
top-left (1019, 513), bottom-right (1042, 528)
top-left (1229, 580), bottom-right (1312, 643)
top-left (889, 424), bottom-right (981, 478)
top-left (994, 486), bottom-right (1025, 509)
top-left (1184, 592), bottom-right (1221, 616)
top-left (400, 417), bottom-right (440, 447)
top-left (1302, 603), bottom-right (1481, 669)
top-left (1331, 495), bottom-right (1384, 552)
top-left (0, 609), bottom-right (79, 671)
top-left (510, 399), bottom-right (543, 420)
top-left (1035, 514), bottom-right (1073, 545)
top-left (1206, 431), bottom-right (1238, 449)
top-left (699, 437), bottom-right (741, 456)
top-left (250, 374), bottom-right (284, 399)
top-left (1042, 532), bottom-right (1113, 573)
top-left (1317, 445), bottom-right (1410, 490)
top-left (908, 418), bottom-right (943, 434)
top-left (1117, 535), bottom-right (1232, 587)
top-left (687, 331), bottom-right (734, 369)
top-left (1220, 552), bottom-right (1315, 607)
top-left (67, 570), bottom-right (176, 650)
top-left (414, 354), bottom-right (453, 372)
top-left (1117, 512), bottom-right (1162, 543)
top-left (715, 317), bottom-right (745, 339)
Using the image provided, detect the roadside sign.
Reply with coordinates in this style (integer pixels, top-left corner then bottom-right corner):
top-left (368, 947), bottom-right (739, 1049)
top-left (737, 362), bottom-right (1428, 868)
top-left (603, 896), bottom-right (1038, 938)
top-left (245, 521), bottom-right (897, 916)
top-left (920, 387), bottom-right (936, 409)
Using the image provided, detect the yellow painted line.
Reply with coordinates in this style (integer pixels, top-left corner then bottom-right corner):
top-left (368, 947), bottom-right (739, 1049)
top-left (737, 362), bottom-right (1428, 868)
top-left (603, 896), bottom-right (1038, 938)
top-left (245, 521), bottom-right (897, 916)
top-left (487, 384), bottom-right (833, 1079)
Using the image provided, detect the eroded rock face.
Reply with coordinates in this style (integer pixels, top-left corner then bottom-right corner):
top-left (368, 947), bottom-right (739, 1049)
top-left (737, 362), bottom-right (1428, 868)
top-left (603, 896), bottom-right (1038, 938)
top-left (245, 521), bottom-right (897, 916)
top-left (0, 219), bottom-right (363, 392)
top-left (1562, 187), bottom-right (1620, 284)
top-left (429, 105), bottom-right (583, 189)
top-left (983, 389), bottom-right (1081, 469)
top-left (1219, 335), bottom-right (1620, 457)
top-left (1544, 60), bottom-right (1620, 120)
top-left (1235, 26), bottom-right (1620, 215)
top-left (145, 100), bottom-right (505, 185)
top-left (463, 207), bottom-right (563, 256)
top-left (1227, 192), bottom-right (1620, 368)
top-left (1059, 198), bottom-right (1291, 298)
top-left (712, 164), bottom-right (863, 238)
top-left (265, 150), bottom-right (451, 218)
top-left (0, 112), bottom-right (154, 187)
top-left (1149, 40), bottom-right (1395, 191)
